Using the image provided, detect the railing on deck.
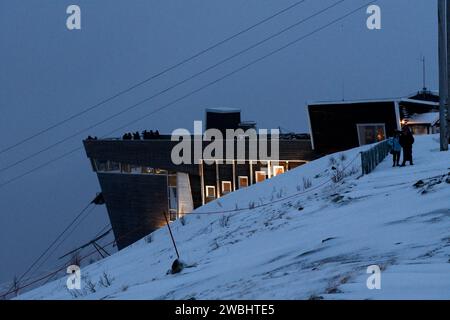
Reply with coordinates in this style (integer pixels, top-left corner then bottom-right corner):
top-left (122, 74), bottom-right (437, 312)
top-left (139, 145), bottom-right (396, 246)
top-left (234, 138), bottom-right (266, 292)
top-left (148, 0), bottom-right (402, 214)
top-left (360, 139), bottom-right (391, 175)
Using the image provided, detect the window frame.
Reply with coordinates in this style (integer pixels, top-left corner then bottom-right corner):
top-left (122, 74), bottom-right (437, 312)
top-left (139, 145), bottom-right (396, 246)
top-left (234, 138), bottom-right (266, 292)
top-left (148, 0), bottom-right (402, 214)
top-left (272, 165), bottom-right (285, 177)
top-left (238, 176), bottom-right (249, 189)
top-left (221, 181), bottom-right (232, 194)
top-left (205, 185), bottom-right (216, 199)
top-left (356, 123), bottom-right (386, 146)
top-left (255, 171), bottom-right (267, 183)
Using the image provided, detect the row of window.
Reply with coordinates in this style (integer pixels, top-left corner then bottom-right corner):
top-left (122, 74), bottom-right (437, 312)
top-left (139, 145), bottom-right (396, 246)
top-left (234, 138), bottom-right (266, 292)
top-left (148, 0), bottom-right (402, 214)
top-left (204, 165), bottom-right (286, 200)
top-left (93, 160), bottom-right (169, 175)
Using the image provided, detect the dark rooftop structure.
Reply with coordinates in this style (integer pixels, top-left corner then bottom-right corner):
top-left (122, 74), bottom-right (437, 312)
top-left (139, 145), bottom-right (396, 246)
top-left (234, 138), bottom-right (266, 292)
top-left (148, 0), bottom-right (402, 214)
top-left (307, 90), bottom-right (440, 155)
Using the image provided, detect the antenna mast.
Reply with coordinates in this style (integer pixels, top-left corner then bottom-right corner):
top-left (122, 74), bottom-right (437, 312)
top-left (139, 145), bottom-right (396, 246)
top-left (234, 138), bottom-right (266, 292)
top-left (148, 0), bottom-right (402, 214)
top-left (422, 55), bottom-right (427, 91)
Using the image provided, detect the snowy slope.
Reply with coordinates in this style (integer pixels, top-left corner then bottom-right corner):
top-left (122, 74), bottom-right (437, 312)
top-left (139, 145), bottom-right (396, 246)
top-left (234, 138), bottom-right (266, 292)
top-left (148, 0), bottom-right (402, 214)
top-left (17, 134), bottom-right (450, 300)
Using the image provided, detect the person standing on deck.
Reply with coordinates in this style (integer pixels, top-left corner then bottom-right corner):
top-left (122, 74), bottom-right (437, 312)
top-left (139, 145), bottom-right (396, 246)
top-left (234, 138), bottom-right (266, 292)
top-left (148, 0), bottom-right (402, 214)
top-left (399, 126), bottom-right (414, 166)
top-left (388, 130), bottom-right (402, 167)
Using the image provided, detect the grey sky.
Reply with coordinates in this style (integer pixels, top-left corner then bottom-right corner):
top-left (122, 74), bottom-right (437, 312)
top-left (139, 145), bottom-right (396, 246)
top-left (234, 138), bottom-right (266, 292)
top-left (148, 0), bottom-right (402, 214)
top-left (0, 0), bottom-right (438, 285)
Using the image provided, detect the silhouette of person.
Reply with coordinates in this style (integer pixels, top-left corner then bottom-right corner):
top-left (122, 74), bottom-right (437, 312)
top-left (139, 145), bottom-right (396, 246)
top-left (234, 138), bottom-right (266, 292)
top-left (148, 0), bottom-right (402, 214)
top-left (399, 126), bottom-right (414, 166)
top-left (388, 130), bottom-right (402, 167)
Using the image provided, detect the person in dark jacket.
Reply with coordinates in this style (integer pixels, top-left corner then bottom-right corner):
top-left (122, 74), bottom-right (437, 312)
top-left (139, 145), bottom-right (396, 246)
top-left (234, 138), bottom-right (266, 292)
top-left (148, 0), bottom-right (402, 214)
top-left (133, 131), bottom-right (141, 140)
top-left (399, 126), bottom-right (414, 166)
top-left (388, 130), bottom-right (402, 167)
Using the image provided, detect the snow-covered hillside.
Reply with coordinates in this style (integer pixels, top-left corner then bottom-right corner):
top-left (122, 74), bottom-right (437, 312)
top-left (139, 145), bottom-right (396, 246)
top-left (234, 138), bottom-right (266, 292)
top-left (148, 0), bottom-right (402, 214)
top-left (18, 134), bottom-right (450, 300)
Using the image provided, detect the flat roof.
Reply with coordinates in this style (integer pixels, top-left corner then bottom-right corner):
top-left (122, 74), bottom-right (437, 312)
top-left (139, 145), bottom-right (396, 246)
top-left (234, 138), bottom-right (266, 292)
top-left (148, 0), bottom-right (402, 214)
top-left (87, 134), bottom-right (311, 142)
top-left (405, 112), bottom-right (440, 125)
top-left (308, 97), bottom-right (439, 107)
top-left (205, 107), bottom-right (241, 114)
top-left (400, 98), bottom-right (439, 106)
top-left (307, 98), bottom-right (399, 106)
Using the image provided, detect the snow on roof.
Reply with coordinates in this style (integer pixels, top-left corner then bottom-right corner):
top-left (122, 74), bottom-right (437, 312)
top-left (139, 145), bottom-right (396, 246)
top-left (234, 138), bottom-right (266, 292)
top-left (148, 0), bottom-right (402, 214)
top-left (405, 112), bottom-right (440, 125)
top-left (400, 98), bottom-right (439, 106)
top-left (307, 90), bottom-right (440, 107)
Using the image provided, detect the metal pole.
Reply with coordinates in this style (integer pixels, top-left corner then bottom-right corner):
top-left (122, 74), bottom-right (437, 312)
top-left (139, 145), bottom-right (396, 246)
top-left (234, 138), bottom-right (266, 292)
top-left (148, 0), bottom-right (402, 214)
top-left (446, 0), bottom-right (450, 147)
top-left (163, 211), bottom-right (180, 259)
top-left (422, 56), bottom-right (427, 91)
top-left (439, 0), bottom-right (449, 151)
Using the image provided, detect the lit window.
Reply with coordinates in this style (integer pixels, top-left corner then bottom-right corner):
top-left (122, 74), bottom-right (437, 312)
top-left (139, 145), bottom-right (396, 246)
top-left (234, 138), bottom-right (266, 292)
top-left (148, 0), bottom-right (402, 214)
top-left (238, 176), bottom-right (248, 188)
top-left (356, 123), bottom-right (386, 146)
top-left (142, 167), bottom-right (154, 174)
top-left (222, 181), bottom-right (232, 194)
top-left (206, 186), bottom-right (216, 199)
top-left (255, 171), bottom-right (266, 183)
top-left (272, 165), bottom-right (285, 177)
top-left (155, 168), bottom-right (168, 175)
top-left (168, 175), bottom-right (177, 187)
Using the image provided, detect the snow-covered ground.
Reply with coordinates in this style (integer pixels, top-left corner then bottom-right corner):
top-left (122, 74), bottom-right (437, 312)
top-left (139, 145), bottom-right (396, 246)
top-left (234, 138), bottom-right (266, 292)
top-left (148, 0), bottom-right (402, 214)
top-left (17, 134), bottom-right (450, 300)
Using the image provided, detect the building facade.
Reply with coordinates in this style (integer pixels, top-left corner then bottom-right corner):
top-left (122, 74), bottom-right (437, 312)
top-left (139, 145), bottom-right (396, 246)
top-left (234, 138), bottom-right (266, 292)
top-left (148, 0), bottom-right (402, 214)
top-left (307, 90), bottom-right (440, 155)
top-left (84, 109), bottom-right (316, 249)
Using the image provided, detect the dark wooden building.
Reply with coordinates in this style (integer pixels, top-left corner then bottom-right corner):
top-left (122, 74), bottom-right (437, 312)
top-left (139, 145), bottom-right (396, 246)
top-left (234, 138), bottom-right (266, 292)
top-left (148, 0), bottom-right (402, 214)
top-left (84, 109), bottom-right (316, 249)
top-left (307, 90), bottom-right (440, 155)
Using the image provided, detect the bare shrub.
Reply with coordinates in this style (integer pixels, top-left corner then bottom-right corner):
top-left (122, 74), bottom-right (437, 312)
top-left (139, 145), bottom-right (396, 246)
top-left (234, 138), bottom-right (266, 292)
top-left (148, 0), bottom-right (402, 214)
top-left (303, 177), bottom-right (312, 189)
top-left (332, 158), bottom-right (359, 183)
top-left (219, 214), bottom-right (230, 228)
top-left (348, 165), bottom-right (360, 176)
top-left (85, 278), bottom-right (96, 293)
top-left (328, 156), bottom-right (337, 166)
top-left (98, 271), bottom-right (113, 288)
top-left (276, 188), bottom-right (283, 199)
top-left (67, 288), bottom-right (84, 299)
top-left (331, 167), bottom-right (346, 183)
top-left (248, 201), bottom-right (256, 209)
top-left (145, 234), bottom-right (152, 244)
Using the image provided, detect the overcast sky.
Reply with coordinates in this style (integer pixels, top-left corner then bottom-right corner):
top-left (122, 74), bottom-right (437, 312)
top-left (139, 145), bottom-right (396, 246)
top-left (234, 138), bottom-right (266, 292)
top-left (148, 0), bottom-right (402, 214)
top-left (0, 0), bottom-right (438, 285)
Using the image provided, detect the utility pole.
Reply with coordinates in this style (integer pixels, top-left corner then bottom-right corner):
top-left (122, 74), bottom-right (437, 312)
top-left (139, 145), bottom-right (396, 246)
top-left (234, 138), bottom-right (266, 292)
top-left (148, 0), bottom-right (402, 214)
top-left (422, 56), bottom-right (427, 91)
top-left (438, 0), bottom-right (449, 151)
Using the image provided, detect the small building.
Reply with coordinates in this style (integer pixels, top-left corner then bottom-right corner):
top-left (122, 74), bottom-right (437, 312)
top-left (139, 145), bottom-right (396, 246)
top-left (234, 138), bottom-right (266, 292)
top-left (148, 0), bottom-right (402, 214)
top-left (306, 90), bottom-right (440, 155)
top-left (403, 112), bottom-right (440, 135)
top-left (205, 108), bottom-right (242, 133)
